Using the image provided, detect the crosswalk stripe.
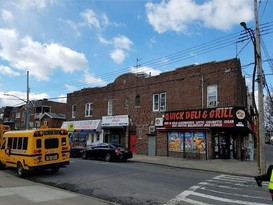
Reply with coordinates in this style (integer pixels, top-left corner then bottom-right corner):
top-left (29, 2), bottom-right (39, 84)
top-left (164, 174), bottom-right (270, 205)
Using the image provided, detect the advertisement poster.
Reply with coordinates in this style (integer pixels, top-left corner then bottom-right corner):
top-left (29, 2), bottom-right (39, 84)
top-left (184, 132), bottom-right (193, 151)
top-left (168, 131), bottom-right (207, 154)
top-left (193, 132), bottom-right (206, 153)
top-left (168, 132), bottom-right (183, 152)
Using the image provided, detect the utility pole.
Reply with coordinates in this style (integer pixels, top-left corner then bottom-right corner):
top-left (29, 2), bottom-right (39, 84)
top-left (26, 71), bottom-right (30, 130)
top-left (254, 0), bottom-right (266, 174)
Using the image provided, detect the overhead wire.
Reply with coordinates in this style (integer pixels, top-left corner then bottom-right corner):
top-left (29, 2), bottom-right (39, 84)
top-left (19, 21), bottom-right (273, 97)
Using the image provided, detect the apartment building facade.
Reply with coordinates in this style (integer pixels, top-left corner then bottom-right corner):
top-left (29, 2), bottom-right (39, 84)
top-left (66, 58), bottom-right (254, 160)
top-left (2, 99), bottom-right (66, 130)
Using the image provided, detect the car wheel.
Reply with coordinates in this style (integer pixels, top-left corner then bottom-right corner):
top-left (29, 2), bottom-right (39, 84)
top-left (51, 167), bottom-right (59, 172)
top-left (17, 162), bottom-right (25, 177)
top-left (82, 151), bottom-right (88, 160)
top-left (105, 153), bottom-right (112, 162)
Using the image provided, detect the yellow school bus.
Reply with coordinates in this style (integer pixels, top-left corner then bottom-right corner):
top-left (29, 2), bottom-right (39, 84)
top-left (0, 128), bottom-right (70, 177)
top-left (0, 124), bottom-right (10, 140)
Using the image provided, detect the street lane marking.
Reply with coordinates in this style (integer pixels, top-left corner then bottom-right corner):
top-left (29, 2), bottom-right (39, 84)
top-left (164, 175), bottom-right (270, 205)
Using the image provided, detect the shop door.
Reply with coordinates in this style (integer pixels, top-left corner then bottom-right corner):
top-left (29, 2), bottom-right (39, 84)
top-left (129, 134), bottom-right (136, 153)
top-left (148, 136), bottom-right (156, 156)
top-left (219, 136), bottom-right (230, 159)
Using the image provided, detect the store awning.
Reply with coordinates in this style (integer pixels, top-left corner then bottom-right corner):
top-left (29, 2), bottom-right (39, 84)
top-left (61, 120), bottom-right (101, 132)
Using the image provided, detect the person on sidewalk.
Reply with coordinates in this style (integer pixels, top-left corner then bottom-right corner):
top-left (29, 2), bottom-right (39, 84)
top-left (254, 165), bottom-right (273, 201)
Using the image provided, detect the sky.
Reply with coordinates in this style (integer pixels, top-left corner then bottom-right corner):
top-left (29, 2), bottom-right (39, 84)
top-left (0, 0), bottom-right (272, 108)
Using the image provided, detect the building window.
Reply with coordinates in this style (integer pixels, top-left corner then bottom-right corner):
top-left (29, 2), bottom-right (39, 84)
top-left (124, 97), bottom-right (129, 107)
top-left (135, 95), bottom-right (140, 107)
top-left (108, 100), bottom-right (113, 116)
top-left (207, 85), bottom-right (217, 107)
top-left (153, 93), bottom-right (166, 111)
top-left (16, 112), bottom-right (21, 118)
top-left (72, 105), bottom-right (76, 118)
top-left (85, 103), bottom-right (93, 117)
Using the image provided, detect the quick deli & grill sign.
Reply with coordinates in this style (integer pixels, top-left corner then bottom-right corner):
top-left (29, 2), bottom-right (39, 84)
top-left (164, 107), bottom-right (247, 128)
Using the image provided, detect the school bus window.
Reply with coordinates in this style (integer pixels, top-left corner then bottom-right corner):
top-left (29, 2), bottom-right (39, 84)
top-left (12, 137), bottom-right (18, 149)
top-left (23, 137), bottom-right (28, 150)
top-left (1, 138), bottom-right (6, 149)
top-left (45, 138), bottom-right (58, 149)
top-left (62, 137), bottom-right (66, 146)
top-left (36, 139), bottom-right (42, 148)
top-left (17, 137), bottom-right (23, 150)
top-left (8, 138), bottom-right (12, 147)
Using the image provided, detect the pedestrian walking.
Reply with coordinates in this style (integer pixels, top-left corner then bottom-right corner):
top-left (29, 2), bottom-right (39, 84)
top-left (254, 165), bottom-right (273, 201)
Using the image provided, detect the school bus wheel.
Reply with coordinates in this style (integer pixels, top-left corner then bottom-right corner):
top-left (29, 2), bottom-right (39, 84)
top-left (17, 162), bottom-right (25, 177)
top-left (0, 161), bottom-right (5, 170)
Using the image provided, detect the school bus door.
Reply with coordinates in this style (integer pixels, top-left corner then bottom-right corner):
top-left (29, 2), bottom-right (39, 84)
top-left (0, 137), bottom-right (9, 166)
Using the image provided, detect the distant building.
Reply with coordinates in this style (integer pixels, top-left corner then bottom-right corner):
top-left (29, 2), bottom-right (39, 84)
top-left (66, 58), bottom-right (254, 160)
top-left (2, 99), bottom-right (66, 130)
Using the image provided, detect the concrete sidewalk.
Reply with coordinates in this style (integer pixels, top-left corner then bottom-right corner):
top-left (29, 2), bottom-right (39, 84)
top-left (132, 154), bottom-right (260, 177)
top-left (0, 171), bottom-right (118, 205)
top-left (0, 155), bottom-right (259, 205)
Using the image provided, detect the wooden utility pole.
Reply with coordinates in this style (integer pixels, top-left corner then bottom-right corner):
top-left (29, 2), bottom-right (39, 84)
top-left (254, 0), bottom-right (266, 174)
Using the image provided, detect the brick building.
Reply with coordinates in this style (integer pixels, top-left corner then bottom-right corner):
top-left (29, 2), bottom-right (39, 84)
top-left (2, 99), bottom-right (66, 130)
top-left (66, 58), bottom-right (254, 160)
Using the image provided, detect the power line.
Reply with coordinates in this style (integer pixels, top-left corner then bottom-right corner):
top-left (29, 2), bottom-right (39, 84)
top-left (23, 21), bottom-right (273, 95)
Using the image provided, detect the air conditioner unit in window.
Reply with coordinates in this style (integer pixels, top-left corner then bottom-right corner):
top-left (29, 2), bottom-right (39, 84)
top-left (208, 100), bottom-right (217, 107)
top-left (149, 126), bottom-right (156, 133)
top-left (155, 118), bottom-right (163, 126)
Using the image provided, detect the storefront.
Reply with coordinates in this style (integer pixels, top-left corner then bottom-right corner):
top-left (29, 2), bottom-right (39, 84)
top-left (61, 120), bottom-right (102, 157)
top-left (161, 107), bottom-right (254, 160)
top-left (101, 115), bottom-right (129, 146)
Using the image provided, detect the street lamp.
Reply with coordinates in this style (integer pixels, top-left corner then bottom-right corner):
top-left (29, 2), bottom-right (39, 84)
top-left (240, 22), bottom-right (266, 174)
top-left (3, 93), bottom-right (30, 130)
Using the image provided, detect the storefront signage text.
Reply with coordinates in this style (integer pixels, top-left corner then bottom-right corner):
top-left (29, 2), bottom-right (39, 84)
top-left (164, 107), bottom-right (246, 128)
top-left (165, 108), bottom-right (233, 121)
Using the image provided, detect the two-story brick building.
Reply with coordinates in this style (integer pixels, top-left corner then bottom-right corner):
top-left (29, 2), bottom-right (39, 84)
top-left (2, 99), bottom-right (66, 130)
top-left (66, 58), bottom-right (255, 160)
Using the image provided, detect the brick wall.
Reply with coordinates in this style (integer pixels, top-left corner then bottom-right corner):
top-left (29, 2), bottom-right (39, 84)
top-left (67, 58), bottom-right (248, 155)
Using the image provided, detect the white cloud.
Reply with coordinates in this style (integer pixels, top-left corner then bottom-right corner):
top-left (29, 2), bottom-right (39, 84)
top-left (145, 0), bottom-right (253, 33)
top-left (65, 84), bottom-right (77, 92)
top-left (14, 0), bottom-right (54, 10)
top-left (130, 66), bottom-right (161, 76)
top-left (0, 28), bottom-right (88, 81)
top-left (0, 65), bottom-right (20, 76)
top-left (110, 49), bottom-right (126, 64)
top-left (1, 9), bottom-right (13, 22)
top-left (82, 72), bottom-right (107, 87)
top-left (81, 9), bottom-right (101, 29)
top-left (0, 91), bottom-right (49, 107)
top-left (113, 35), bottom-right (133, 50)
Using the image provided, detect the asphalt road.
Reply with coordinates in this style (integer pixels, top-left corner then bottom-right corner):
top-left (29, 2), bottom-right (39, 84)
top-left (18, 158), bottom-right (270, 205)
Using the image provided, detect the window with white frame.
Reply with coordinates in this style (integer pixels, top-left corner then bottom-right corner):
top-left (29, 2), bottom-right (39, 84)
top-left (153, 92), bottom-right (166, 111)
top-left (85, 103), bottom-right (93, 117)
top-left (207, 85), bottom-right (217, 107)
top-left (108, 99), bottom-right (113, 116)
top-left (15, 112), bottom-right (21, 118)
top-left (72, 105), bottom-right (76, 118)
top-left (124, 97), bottom-right (129, 107)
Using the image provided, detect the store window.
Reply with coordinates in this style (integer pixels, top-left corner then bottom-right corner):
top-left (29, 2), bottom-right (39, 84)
top-left (207, 85), bottom-right (217, 107)
top-left (85, 103), bottom-right (93, 117)
top-left (168, 131), bottom-right (206, 154)
top-left (72, 105), bottom-right (76, 118)
top-left (153, 93), bottom-right (166, 111)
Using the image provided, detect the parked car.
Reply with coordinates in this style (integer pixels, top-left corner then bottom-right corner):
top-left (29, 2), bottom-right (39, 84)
top-left (81, 143), bottom-right (133, 162)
